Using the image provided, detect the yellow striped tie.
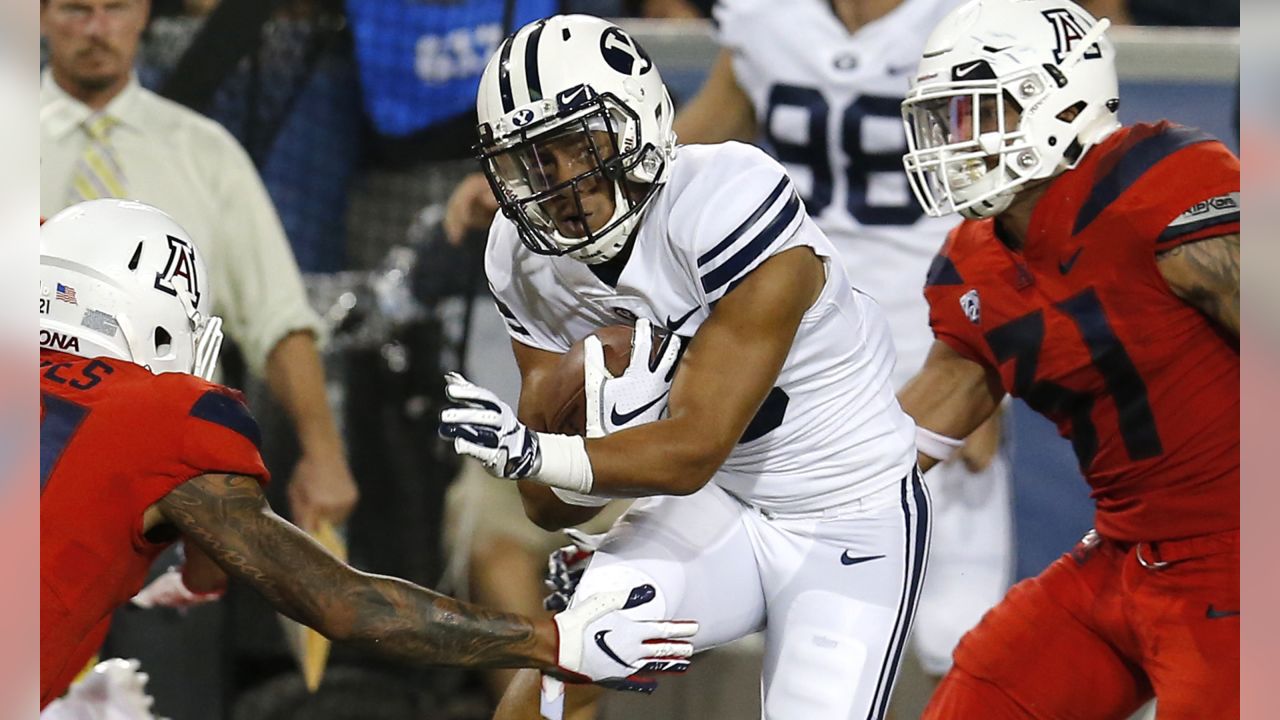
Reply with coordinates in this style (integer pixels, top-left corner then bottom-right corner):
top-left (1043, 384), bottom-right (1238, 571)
top-left (69, 113), bottom-right (127, 203)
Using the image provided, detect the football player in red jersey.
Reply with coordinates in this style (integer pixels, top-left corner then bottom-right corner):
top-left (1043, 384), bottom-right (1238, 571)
top-left (39, 200), bottom-right (696, 710)
top-left (894, 1), bottom-right (1239, 718)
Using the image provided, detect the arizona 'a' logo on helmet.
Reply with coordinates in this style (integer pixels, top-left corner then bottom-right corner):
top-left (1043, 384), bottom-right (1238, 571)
top-left (154, 234), bottom-right (203, 306)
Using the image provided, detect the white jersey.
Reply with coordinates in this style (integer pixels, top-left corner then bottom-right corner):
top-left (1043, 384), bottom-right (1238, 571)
top-left (486, 142), bottom-right (916, 514)
top-left (715, 0), bottom-right (965, 386)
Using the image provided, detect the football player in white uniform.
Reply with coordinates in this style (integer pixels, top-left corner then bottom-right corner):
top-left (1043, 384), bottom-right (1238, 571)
top-left (673, 0), bottom-right (1015, 696)
top-left (438, 15), bottom-right (931, 720)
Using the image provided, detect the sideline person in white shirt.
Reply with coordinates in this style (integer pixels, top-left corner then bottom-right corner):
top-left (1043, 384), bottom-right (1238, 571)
top-left (39, 0), bottom-right (358, 529)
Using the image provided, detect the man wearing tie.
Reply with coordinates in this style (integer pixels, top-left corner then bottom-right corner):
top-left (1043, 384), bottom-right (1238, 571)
top-left (39, 1), bottom-right (358, 715)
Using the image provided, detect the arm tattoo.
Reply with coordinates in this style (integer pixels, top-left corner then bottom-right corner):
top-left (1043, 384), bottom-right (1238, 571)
top-left (157, 475), bottom-right (554, 670)
top-left (1157, 233), bottom-right (1239, 337)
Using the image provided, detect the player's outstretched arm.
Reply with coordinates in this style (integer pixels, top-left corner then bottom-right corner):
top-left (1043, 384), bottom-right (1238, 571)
top-left (1156, 233), bottom-right (1240, 337)
top-left (155, 473), bottom-right (696, 683)
top-left (157, 473), bottom-right (556, 670)
top-left (899, 340), bottom-right (1006, 473)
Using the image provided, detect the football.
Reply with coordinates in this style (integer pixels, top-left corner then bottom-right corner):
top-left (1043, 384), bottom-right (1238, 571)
top-left (540, 324), bottom-right (665, 435)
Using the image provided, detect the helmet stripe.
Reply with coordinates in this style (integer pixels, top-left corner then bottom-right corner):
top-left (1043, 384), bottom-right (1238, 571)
top-left (524, 19), bottom-right (547, 102)
top-left (497, 34), bottom-right (517, 112)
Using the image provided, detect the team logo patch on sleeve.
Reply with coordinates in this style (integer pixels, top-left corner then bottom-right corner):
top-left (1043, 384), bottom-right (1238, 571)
top-left (190, 390), bottom-right (262, 449)
top-left (1159, 192), bottom-right (1240, 244)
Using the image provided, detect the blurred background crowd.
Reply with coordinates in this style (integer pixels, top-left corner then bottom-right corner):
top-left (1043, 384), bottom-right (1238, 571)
top-left (39, 0), bottom-right (1239, 718)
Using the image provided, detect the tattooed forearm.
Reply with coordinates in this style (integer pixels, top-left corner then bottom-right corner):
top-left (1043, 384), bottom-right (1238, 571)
top-left (1157, 233), bottom-right (1239, 337)
top-left (157, 475), bottom-right (557, 671)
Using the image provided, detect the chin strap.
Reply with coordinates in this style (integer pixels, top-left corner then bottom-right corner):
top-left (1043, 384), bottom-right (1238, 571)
top-left (175, 288), bottom-right (224, 381)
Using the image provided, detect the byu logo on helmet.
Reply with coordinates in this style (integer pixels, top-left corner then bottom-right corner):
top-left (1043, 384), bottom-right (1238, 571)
top-left (599, 27), bottom-right (652, 76)
top-left (1042, 9), bottom-right (1102, 64)
top-left (154, 235), bottom-right (202, 305)
top-left (512, 108), bottom-right (536, 127)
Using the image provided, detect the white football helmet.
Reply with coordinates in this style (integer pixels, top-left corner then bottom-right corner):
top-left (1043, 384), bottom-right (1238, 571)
top-left (475, 14), bottom-right (677, 264)
top-left (40, 199), bottom-right (223, 380)
top-left (901, 0), bottom-right (1121, 219)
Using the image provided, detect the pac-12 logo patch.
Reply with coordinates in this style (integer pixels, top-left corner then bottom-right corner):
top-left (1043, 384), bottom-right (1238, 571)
top-left (1042, 9), bottom-right (1102, 64)
top-left (600, 27), bottom-right (652, 76)
top-left (960, 289), bottom-right (981, 325)
top-left (154, 235), bottom-right (202, 305)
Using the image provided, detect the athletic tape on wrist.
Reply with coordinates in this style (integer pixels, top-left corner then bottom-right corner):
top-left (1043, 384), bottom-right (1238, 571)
top-left (535, 433), bottom-right (595, 494)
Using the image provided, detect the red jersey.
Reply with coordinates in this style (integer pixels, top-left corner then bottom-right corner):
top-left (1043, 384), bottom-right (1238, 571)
top-left (39, 350), bottom-right (268, 707)
top-left (924, 122), bottom-right (1239, 544)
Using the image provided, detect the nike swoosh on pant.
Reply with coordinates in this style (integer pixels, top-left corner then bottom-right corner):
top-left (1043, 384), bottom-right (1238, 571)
top-left (840, 552), bottom-right (886, 566)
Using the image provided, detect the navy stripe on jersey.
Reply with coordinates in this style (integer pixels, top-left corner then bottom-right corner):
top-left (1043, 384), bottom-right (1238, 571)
top-left (701, 192), bottom-right (802, 296)
top-left (492, 294), bottom-right (532, 337)
top-left (524, 20), bottom-right (547, 102)
top-left (1073, 126), bottom-right (1216, 235)
top-left (924, 254), bottom-right (964, 287)
top-left (697, 177), bottom-right (791, 268)
top-left (1157, 212), bottom-right (1240, 245)
top-left (40, 393), bottom-right (89, 491)
top-left (496, 34), bottom-right (517, 112)
top-left (190, 391), bottom-right (262, 450)
top-left (868, 468), bottom-right (931, 720)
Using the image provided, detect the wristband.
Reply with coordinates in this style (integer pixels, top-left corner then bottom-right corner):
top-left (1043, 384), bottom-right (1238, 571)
top-left (535, 433), bottom-right (595, 494)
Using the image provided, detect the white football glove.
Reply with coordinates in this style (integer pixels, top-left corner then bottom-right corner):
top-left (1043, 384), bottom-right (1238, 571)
top-left (552, 584), bottom-right (696, 693)
top-left (584, 319), bottom-right (682, 438)
top-left (41, 658), bottom-right (163, 720)
top-left (438, 372), bottom-right (541, 480)
top-left (130, 566), bottom-right (223, 611)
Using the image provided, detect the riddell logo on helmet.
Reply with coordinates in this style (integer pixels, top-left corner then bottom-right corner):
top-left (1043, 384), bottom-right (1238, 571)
top-left (41, 329), bottom-right (81, 353)
top-left (1042, 9), bottom-right (1103, 64)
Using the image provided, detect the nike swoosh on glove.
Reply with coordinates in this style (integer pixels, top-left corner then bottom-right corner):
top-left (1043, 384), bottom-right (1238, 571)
top-left (585, 318), bottom-right (682, 438)
top-left (439, 372), bottom-right (542, 479)
top-left (552, 584), bottom-right (697, 693)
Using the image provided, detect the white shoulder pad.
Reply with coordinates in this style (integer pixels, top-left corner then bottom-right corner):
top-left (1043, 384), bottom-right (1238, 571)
top-left (667, 143), bottom-right (807, 306)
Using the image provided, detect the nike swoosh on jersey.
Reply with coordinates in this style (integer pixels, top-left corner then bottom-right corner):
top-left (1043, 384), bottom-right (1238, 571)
top-left (664, 306), bottom-right (698, 332)
top-left (1058, 247), bottom-right (1084, 274)
top-left (610, 394), bottom-right (667, 427)
top-left (594, 630), bottom-right (632, 668)
top-left (840, 552), bottom-right (886, 566)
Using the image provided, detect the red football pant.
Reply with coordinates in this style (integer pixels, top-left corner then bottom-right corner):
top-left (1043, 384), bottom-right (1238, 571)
top-left (923, 529), bottom-right (1239, 720)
